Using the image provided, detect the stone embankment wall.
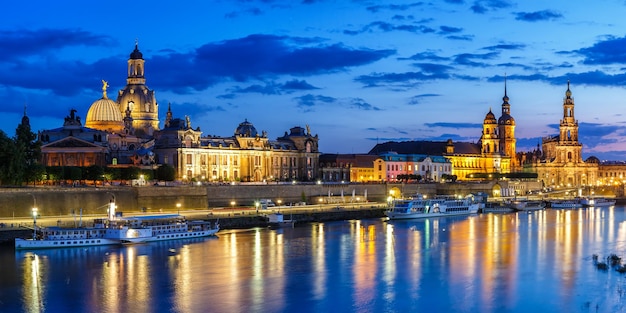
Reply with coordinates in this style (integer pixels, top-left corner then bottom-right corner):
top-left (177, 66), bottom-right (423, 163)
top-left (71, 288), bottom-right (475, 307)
top-left (0, 181), bottom-right (511, 218)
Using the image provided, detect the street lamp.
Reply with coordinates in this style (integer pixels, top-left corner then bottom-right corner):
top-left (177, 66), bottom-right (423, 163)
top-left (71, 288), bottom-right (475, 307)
top-left (31, 207), bottom-right (38, 240)
top-left (277, 199), bottom-right (282, 206)
top-left (255, 201), bottom-right (260, 214)
top-left (230, 201), bottom-right (236, 209)
top-left (176, 203), bottom-right (181, 215)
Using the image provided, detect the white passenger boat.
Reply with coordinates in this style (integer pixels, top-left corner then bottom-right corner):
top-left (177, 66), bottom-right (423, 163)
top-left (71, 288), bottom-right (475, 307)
top-left (579, 197), bottom-right (616, 208)
top-left (549, 199), bottom-right (582, 209)
top-left (15, 201), bottom-right (219, 250)
top-left (385, 194), bottom-right (480, 220)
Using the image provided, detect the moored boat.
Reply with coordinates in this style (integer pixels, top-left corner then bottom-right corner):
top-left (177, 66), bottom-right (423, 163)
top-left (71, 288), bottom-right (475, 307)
top-left (385, 194), bottom-right (480, 220)
top-left (580, 197), bottom-right (616, 208)
top-left (511, 200), bottom-right (546, 211)
top-left (549, 199), bottom-right (582, 209)
top-left (14, 201), bottom-right (219, 250)
top-left (267, 213), bottom-right (295, 228)
top-left (482, 202), bottom-right (515, 213)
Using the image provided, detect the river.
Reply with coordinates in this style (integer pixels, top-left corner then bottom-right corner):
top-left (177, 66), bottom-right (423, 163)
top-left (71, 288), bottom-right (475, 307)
top-left (2, 206), bottom-right (626, 312)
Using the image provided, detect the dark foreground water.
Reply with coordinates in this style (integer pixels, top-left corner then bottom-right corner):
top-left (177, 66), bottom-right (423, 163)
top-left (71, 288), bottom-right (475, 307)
top-left (3, 207), bottom-right (626, 313)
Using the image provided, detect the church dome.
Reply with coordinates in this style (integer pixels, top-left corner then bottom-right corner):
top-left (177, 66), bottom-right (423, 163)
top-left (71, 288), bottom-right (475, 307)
top-left (130, 43), bottom-right (143, 59)
top-left (484, 109), bottom-right (497, 124)
top-left (234, 119), bottom-right (258, 137)
top-left (498, 114), bottom-right (515, 125)
top-left (85, 81), bottom-right (124, 132)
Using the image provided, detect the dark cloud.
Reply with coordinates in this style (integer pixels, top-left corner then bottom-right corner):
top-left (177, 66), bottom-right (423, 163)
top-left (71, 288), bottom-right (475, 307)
top-left (495, 71), bottom-right (626, 87)
top-left (514, 10), bottom-right (562, 22)
top-left (453, 52), bottom-right (499, 67)
top-left (411, 63), bottom-right (455, 74)
top-left (344, 21), bottom-right (436, 35)
top-left (574, 36), bottom-right (626, 65)
top-left (446, 35), bottom-right (474, 41)
top-left (366, 2), bottom-right (425, 13)
top-left (355, 71), bottom-right (450, 87)
top-left (408, 93), bottom-right (441, 105)
top-left (293, 94), bottom-right (336, 107)
top-left (482, 43), bottom-right (525, 51)
top-left (282, 79), bottom-right (319, 90)
top-left (224, 79), bottom-right (319, 96)
top-left (401, 51), bottom-right (449, 62)
top-left (350, 98), bottom-right (381, 110)
top-left (470, 0), bottom-right (513, 14)
top-left (424, 122), bottom-right (482, 129)
top-left (0, 28), bottom-right (115, 61)
top-left (439, 26), bottom-right (463, 34)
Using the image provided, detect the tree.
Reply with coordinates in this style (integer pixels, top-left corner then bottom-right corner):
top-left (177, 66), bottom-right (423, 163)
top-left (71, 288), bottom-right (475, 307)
top-left (14, 113), bottom-right (41, 185)
top-left (84, 165), bottom-right (105, 186)
top-left (0, 130), bottom-right (14, 185)
top-left (155, 164), bottom-right (175, 185)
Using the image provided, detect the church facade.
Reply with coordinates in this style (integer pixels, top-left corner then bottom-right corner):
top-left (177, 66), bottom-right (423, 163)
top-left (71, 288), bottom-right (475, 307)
top-left (524, 82), bottom-right (598, 187)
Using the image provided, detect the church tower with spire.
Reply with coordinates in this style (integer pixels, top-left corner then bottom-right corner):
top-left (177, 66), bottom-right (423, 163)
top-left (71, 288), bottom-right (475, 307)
top-left (555, 81), bottom-right (582, 163)
top-left (497, 77), bottom-right (517, 168)
top-left (116, 42), bottom-right (160, 138)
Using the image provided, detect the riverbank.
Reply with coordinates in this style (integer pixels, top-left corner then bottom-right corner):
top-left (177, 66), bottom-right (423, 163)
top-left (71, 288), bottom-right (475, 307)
top-left (0, 206), bottom-right (388, 244)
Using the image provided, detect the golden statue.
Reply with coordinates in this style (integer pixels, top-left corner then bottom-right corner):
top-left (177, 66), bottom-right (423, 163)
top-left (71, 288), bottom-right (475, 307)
top-left (101, 80), bottom-right (109, 98)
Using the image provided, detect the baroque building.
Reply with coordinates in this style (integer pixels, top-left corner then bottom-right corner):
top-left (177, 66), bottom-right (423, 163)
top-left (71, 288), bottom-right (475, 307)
top-left (116, 43), bottom-right (159, 138)
top-left (367, 82), bottom-right (517, 181)
top-left (528, 82), bottom-right (598, 187)
top-left (153, 110), bottom-right (320, 182)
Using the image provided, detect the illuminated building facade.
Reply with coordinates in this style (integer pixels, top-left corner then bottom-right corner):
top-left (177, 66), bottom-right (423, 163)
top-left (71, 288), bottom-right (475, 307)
top-left (529, 82), bottom-right (598, 187)
top-left (154, 111), bottom-right (320, 182)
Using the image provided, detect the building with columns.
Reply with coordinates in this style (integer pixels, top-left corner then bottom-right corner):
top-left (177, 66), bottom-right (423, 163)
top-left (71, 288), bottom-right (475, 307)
top-left (154, 110), bottom-right (320, 182)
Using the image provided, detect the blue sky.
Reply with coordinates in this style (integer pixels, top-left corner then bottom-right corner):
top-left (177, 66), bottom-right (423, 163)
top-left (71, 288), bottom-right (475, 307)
top-left (2, 0), bottom-right (626, 160)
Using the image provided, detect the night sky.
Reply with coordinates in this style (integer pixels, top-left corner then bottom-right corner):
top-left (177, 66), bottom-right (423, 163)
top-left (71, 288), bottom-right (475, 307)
top-left (3, 1), bottom-right (626, 160)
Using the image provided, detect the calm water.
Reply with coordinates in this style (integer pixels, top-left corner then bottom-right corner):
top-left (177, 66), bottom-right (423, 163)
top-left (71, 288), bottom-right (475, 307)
top-left (3, 207), bottom-right (626, 312)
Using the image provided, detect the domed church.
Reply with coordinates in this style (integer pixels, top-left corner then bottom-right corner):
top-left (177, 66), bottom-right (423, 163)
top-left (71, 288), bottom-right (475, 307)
top-left (116, 43), bottom-right (160, 138)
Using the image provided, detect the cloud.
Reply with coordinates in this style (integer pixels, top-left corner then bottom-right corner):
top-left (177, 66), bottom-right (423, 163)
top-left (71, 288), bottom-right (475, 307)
top-left (366, 3), bottom-right (426, 13)
top-left (344, 21), bottom-right (436, 35)
top-left (401, 51), bottom-right (450, 62)
top-left (482, 43), bottom-right (525, 51)
top-left (223, 79), bottom-right (320, 97)
top-left (355, 71), bottom-right (450, 87)
top-left (424, 122), bottom-right (482, 129)
top-left (350, 98), bottom-right (381, 110)
top-left (408, 93), bottom-right (441, 105)
top-left (294, 94), bottom-right (336, 107)
top-left (0, 28), bottom-right (115, 61)
top-left (574, 35), bottom-right (626, 65)
top-left (514, 10), bottom-right (562, 22)
top-left (446, 35), bottom-right (474, 41)
top-left (470, 0), bottom-right (513, 14)
top-left (439, 26), bottom-right (463, 34)
top-left (453, 52), bottom-right (499, 67)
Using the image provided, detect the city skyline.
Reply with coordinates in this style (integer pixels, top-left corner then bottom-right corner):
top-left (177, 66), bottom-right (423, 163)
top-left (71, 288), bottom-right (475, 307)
top-left (3, 1), bottom-right (626, 160)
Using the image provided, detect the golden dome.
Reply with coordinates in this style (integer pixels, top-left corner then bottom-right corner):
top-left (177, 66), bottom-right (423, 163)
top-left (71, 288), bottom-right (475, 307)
top-left (85, 81), bottom-right (124, 132)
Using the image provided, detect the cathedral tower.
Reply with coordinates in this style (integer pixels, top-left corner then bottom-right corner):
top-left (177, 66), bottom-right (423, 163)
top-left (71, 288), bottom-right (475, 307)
top-left (556, 81), bottom-right (582, 163)
top-left (116, 42), bottom-right (159, 138)
top-left (497, 78), bottom-right (517, 167)
top-left (481, 108), bottom-right (499, 154)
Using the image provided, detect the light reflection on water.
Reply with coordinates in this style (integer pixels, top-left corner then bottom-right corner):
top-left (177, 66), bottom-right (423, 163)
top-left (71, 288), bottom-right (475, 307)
top-left (4, 207), bottom-right (626, 312)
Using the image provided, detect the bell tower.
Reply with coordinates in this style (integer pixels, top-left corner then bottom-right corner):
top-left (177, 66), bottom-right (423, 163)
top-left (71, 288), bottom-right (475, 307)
top-left (116, 41), bottom-right (160, 138)
top-left (556, 81), bottom-right (582, 163)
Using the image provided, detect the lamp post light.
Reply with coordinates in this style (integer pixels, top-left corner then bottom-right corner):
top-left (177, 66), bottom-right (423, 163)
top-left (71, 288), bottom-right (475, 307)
top-left (277, 199), bottom-right (282, 207)
top-left (255, 201), bottom-right (260, 214)
top-left (230, 201), bottom-right (236, 209)
top-left (176, 203), bottom-right (181, 215)
top-left (31, 207), bottom-right (38, 240)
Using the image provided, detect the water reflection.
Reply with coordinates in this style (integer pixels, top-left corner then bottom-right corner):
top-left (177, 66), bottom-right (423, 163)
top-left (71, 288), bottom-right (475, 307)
top-left (6, 207), bottom-right (626, 312)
